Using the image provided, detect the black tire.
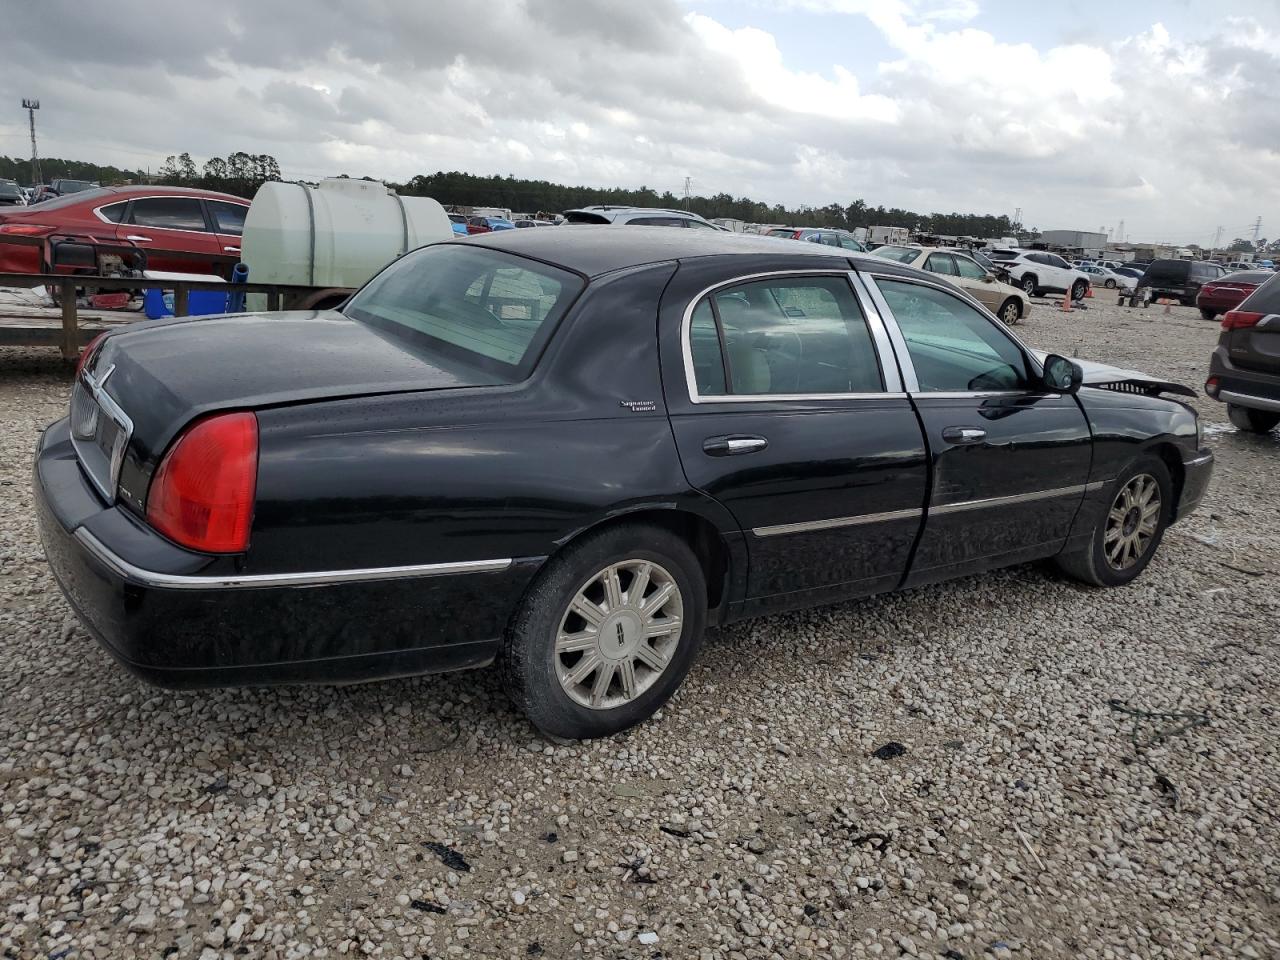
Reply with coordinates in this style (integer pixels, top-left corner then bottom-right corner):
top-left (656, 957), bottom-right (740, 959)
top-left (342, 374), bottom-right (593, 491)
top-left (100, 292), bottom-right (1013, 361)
top-left (998, 298), bottom-right (1022, 325)
top-left (1227, 404), bottom-right (1280, 433)
top-left (1105, 278), bottom-right (1117, 289)
top-left (500, 523), bottom-right (708, 740)
top-left (1199, 307), bottom-right (1217, 321)
top-left (1070, 279), bottom-right (1088, 301)
top-left (1055, 456), bottom-right (1172, 588)
top-left (1020, 275), bottom-right (1038, 295)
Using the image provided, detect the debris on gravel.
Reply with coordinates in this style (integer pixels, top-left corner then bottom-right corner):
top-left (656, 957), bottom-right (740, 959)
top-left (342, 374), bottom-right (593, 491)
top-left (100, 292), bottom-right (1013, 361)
top-left (1, 297), bottom-right (1277, 959)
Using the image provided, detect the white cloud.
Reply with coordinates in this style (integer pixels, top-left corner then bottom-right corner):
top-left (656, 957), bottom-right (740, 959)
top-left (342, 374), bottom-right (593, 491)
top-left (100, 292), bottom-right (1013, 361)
top-left (2, 0), bottom-right (1276, 242)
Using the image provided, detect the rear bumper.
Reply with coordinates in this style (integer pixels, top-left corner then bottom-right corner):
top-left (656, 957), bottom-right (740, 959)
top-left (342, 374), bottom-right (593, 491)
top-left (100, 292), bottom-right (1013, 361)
top-left (35, 418), bottom-right (541, 688)
top-left (1207, 345), bottom-right (1280, 411)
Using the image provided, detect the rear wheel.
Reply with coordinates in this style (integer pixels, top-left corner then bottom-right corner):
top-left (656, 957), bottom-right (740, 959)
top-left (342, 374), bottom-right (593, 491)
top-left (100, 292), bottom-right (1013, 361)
top-left (1020, 275), bottom-right (1038, 296)
top-left (501, 523), bottom-right (707, 740)
top-left (1227, 404), bottom-right (1280, 433)
top-left (998, 298), bottom-right (1022, 325)
top-left (1199, 307), bottom-right (1217, 321)
top-left (1055, 457), bottom-right (1171, 587)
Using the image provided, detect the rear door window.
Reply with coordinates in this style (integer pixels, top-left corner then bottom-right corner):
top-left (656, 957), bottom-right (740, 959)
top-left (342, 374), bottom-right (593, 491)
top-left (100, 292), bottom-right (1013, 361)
top-left (97, 202), bottom-right (127, 223)
top-left (688, 275), bottom-right (884, 397)
top-left (626, 216), bottom-right (687, 227)
top-left (925, 253), bottom-right (958, 276)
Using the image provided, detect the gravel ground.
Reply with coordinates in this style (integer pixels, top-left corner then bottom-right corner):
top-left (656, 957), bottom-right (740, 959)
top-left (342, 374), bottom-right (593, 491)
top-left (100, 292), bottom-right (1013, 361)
top-left (1, 295), bottom-right (1277, 960)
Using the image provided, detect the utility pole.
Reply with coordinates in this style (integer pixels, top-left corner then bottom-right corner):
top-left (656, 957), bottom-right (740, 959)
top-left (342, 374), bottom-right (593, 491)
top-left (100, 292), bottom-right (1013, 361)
top-left (1212, 225), bottom-right (1223, 254)
top-left (1117, 219), bottom-right (1124, 243)
top-left (22, 98), bottom-right (42, 186)
top-left (1012, 206), bottom-right (1022, 232)
top-left (1251, 216), bottom-right (1263, 246)
top-left (682, 176), bottom-right (692, 211)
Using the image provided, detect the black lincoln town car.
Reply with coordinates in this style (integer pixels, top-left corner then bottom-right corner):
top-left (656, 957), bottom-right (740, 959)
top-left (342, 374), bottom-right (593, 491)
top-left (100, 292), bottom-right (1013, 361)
top-left (35, 228), bottom-right (1214, 739)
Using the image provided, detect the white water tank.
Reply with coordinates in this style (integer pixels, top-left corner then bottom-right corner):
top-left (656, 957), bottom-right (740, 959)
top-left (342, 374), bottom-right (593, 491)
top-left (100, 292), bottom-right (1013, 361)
top-left (241, 178), bottom-right (453, 291)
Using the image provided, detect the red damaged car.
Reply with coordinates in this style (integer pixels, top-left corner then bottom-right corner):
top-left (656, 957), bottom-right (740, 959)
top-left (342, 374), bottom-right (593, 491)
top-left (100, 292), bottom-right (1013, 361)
top-left (0, 185), bottom-right (249, 277)
top-left (1196, 270), bottom-right (1276, 321)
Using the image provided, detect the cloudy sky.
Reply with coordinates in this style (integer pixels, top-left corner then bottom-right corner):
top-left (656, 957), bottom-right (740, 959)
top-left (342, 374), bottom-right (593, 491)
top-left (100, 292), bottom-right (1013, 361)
top-left (3, 0), bottom-right (1277, 244)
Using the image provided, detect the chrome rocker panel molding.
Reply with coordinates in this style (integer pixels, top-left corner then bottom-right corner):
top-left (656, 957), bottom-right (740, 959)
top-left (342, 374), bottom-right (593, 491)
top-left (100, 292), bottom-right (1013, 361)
top-left (75, 528), bottom-right (514, 591)
top-left (753, 507), bottom-right (922, 538)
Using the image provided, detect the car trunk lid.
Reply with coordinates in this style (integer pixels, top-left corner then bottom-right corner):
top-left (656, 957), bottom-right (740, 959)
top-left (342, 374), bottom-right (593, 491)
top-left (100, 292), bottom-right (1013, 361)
top-left (77, 310), bottom-right (498, 506)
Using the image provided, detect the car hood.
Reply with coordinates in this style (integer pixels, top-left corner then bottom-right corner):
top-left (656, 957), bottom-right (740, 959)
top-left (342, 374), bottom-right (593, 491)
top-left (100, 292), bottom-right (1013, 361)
top-left (92, 310), bottom-right (492, 466)
top-left (1030, 351), bottom-right (1197, 398)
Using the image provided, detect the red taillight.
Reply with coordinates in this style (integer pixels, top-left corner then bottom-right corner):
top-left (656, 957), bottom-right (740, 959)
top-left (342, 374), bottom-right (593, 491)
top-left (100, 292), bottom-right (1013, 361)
top-left (146, 412), bottom-right (258, 553)
top-left (76, 332), bottom-right (108, 377)
top-left (0, 222), bottom-right (56, 236)
top-left (1204, 376), bottom-right (1220, 398)
top-left (1222, 310), bottom-right (1263, 331)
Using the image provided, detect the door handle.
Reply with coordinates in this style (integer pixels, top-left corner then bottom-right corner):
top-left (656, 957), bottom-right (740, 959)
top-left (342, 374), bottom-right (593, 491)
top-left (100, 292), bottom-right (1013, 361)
top-left (124, 234), bottom-right (153, 242)
top-left (942, 426), bottom-right (986, 444)
top-left (703, 435), bottom-right (768, 456)
top-left (223, 245), bottom-right (240, 253)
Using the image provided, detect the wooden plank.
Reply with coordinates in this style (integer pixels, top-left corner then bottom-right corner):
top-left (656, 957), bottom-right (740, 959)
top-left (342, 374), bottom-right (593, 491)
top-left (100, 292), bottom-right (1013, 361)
top-left (174, 283), bottom-right (190, 318)
top-left (60, 279), bottom-right (79, 361)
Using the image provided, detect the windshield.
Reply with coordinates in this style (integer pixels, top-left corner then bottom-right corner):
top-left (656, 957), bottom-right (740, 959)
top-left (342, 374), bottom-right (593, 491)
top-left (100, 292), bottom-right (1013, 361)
top-left (344, 244), bottom-right (584, 381)
top-left (870, 245), bottom-right (920, 264)
top-left (27, 187), bottom-right (114, 211)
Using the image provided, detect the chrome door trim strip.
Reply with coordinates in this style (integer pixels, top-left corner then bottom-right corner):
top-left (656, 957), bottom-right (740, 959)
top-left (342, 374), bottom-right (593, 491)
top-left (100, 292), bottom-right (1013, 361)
top-left (1218, 389), bottom-right (1280, 414)
top-left (75, 528), bottom-right (513, 590)
top-left (930, 483), bottom-right (1088, 516)
top-left (1182, 452), bottom-right (1213, 467)
top-left (679, 268), bottom-right (905, 403)
top-left (752, 507), bottom-right (923, 538)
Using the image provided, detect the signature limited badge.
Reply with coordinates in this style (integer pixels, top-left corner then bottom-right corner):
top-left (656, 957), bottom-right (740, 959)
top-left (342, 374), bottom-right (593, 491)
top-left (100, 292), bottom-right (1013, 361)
top-left (620, 400), bottom-right (657, 413)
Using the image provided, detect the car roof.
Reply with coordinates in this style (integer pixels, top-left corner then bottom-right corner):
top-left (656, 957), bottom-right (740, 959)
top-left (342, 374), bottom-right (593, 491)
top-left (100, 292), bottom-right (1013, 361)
top-left (95, 184), bottom-right (249, 203)
top-left (462, 224), bottom-right (878, 278)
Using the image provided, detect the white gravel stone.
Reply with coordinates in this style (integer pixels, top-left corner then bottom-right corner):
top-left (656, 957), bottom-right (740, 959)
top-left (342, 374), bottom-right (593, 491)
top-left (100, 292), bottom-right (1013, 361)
top-left (0, 300), bottom-right (1276, 960)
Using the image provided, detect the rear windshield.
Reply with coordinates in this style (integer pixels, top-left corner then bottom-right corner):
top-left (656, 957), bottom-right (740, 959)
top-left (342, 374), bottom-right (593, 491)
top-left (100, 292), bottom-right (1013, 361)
top-left (344, 244), bottom-right (584, 381)
top-left (1224, 271), bottom-right (1274, 285)
top-left (1144, 260), bottom-right (1190, 280)
top-left (25, 187), bottom-right (114, 211)
top-left (1240, 273), bottom-right (1280, 313)
top-left (870, 245), bottom-right (920, 264)
top-left (562, 211), bottom-right (610, 224)
top-left (0, 182), bottom-right (22, 199)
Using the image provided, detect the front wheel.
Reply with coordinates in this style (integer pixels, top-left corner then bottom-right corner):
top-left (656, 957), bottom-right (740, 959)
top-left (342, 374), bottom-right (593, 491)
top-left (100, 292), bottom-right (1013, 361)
top-left (998, 298), bottom-right (1022, 325)
top-left (500, 523), bottom-right (707, 740)
top-left (1020, 275), bottom-right (1037, 296)
top-left (1055, 457), bottom-right (1171, 587)
top-left (1227, 404), bottom-right (1280, 433)
top-left (1199, 307), bottom-right (1217, 321)
top-left (1071, 280), bottom-right (1088, 301)
top-left (1105, 278), bottom-right (1117, 289)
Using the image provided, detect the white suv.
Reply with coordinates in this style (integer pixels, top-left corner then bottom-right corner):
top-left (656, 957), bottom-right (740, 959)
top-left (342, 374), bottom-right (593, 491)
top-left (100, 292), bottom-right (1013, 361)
top-left (1001, 251), bottom-right (1091, 299)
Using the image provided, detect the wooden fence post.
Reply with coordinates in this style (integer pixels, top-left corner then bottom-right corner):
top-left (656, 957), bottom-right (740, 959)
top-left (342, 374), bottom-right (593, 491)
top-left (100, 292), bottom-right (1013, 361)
top-left (59, 279), bottom-right (78, 361)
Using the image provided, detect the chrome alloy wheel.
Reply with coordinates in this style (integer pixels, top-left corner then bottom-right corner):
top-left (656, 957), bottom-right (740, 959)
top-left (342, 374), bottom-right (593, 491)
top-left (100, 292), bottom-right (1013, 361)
top-left (554, 559), bottom-right (684, 710)
top-left (1104, 474), bottom-right (1161, 571)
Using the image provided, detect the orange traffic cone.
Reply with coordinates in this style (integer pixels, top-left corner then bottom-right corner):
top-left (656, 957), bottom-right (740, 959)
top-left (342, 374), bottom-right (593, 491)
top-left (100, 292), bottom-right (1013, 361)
top-left (1085, 286), bottom-right (1094, 298)
top-left (1060, 293), bottom-right (1072, 313)
top-left (1163, 298), bottom-right (1172, 315)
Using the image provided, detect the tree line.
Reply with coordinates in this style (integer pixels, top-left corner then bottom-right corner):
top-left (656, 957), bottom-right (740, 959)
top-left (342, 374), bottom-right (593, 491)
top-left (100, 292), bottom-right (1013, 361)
top-left (394, 171), bottom-right (1020, 236)
top-left (3, 151), bottom-right (1024, 236)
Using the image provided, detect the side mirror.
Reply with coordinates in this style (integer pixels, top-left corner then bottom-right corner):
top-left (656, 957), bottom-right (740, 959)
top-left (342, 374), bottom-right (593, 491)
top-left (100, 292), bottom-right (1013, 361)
top-left (1042, 354), bottom-right (1083, 394)
top-left (981, 273), bottom-right (994, 282)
